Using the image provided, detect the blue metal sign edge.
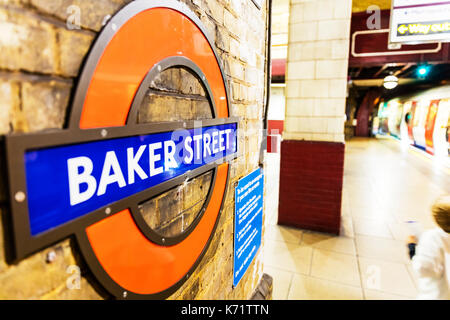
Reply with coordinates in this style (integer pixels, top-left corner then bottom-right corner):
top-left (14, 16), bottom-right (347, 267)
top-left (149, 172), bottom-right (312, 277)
top-left (232, 167), bottom-right (264, 287)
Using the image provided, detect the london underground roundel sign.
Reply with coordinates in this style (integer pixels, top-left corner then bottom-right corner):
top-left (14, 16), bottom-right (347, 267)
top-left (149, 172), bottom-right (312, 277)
top-left (5, 0), bottom-right (238, 299)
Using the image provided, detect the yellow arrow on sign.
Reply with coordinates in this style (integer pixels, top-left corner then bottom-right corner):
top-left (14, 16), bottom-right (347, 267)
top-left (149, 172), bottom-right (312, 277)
top-left (398, 25), bottom-right (408, 34)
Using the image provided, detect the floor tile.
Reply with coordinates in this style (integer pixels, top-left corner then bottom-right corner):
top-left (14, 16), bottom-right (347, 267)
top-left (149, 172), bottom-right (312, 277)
top-left (395, 210), bottom-right (436, 230)
top-left (364, 289), bottom-right (413, 300)
top-left (405, 262), bottom-right (419, 290)
top-left (355, 235), bottom-right (410, 263)
top-left (263, 266), bottom-right (293, 300)
top-left (310, 249), bottom-right (361, 286)
top-left (340, 214), bottom-right (355, 238)
top-left (353, 218), bottom-right (394, 239)
top-left (347, 197), bottom-right (381, 211)
top-left (264, 224), bottom-right (303, 245)
top-left (302, 232), bottom-right (356, 255)
top-left (350, 205), bottom-right (398, 223)
top-left (388, 222), bottom-right (414, 241)
top-left (287, 274), bottom-right (363, 300)
top-left (263, 240), bottom-right (313, 275)
top-left (358, 257), bottom-right (418, 298)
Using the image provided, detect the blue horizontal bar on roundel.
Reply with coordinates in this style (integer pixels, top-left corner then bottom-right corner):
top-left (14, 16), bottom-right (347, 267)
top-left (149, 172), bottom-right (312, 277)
top-left (25, 123), bottom-right (237, 236)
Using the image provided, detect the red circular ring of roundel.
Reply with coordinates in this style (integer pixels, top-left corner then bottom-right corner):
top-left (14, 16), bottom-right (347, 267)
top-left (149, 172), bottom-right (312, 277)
top-left (71, 0), bottom-right (231, 299)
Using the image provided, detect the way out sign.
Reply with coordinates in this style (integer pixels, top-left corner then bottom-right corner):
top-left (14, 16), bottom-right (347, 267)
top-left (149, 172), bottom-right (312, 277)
top-left (390, 0), bottom-right (450, 43)
top-left (233, 168), bottom-right (264, 287)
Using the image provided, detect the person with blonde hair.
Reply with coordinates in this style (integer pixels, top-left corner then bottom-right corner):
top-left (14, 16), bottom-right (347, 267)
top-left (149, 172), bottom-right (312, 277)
top-left (407, 195), bottom-right (450, 300)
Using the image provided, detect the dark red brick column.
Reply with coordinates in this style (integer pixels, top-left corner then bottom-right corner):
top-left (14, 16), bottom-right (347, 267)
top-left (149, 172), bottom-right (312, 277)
top-left (278, 140), bottom-right (345, 235)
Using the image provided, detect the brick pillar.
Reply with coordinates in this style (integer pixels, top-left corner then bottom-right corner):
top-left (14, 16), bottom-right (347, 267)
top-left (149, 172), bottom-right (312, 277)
top-left (278, 0), bottom-right (352, 234)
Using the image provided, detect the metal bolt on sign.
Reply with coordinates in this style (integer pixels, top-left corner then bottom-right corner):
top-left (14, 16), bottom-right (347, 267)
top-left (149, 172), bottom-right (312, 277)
top-left (14, 191), bottom-right (25, 203)
top-left (46, 250), bottom-right (57, 263)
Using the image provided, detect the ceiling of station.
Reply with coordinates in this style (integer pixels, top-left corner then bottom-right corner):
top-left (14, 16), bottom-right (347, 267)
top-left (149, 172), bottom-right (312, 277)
top-left (352, 0), bottom-right (391, 12)
top-left (349, 63), bottom-right (450, 82)
top-left (271, 0), bottom-right (393, 59)
top-left (270, 1), bottom-right (450, 87)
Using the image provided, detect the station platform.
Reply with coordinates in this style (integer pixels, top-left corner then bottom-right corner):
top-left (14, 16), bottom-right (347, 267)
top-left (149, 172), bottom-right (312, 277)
top-left (262, 137), bottom-right (450, 300)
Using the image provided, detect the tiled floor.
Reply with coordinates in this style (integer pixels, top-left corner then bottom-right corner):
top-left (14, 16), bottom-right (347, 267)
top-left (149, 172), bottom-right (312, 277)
top-left (262, 137), bottom-right (450, 300)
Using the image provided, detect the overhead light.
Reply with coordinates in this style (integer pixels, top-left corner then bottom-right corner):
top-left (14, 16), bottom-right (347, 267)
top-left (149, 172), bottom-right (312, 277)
top-left (417, 65), bottom-right (431, 78)
top-left (383, 74), bottom-right (398, 89)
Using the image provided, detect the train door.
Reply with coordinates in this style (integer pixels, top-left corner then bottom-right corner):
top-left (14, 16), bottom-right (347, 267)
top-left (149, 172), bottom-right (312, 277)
top-left (377, 102), bottom-right (389, 134)
top-left (433, 99), bottom-right (450, 157)
top-left (394, 102), bottom-right (404, 139)
top-left (412, 100), bottom-right (429, 150)
top-left (448, 114), bottom-right (450, 155)
top-left (387, 101), bottom-right (401, 138)
top-left (424, 100), bottom-right (439, 154)
top-left (401, 101), bottom-right (412, 142)
top-left (407, 101), bottom-right (417, 144)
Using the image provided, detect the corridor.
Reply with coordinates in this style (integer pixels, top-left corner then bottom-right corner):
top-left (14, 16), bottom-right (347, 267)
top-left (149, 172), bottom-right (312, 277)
top-left (262, 137), bottom-right (450, 300)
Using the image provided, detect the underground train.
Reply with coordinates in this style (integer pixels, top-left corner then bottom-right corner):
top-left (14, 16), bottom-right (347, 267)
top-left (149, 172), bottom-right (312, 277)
top-left (374, 85), bottom-right (450, 157)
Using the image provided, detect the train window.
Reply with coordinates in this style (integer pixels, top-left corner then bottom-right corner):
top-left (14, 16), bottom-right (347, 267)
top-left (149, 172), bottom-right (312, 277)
top-left (405, 112), bottom-right (412, 125)
top-left (415, 101), bottom-right (429, 127)
top-left (426, 102), bottom-right (438, 131)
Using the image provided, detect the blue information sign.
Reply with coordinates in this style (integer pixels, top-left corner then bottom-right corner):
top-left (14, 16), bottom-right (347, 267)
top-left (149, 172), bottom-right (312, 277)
top-left (25, 123), bottom-right (237, 235)
top-left (233, 167), bottom-right (264, 287)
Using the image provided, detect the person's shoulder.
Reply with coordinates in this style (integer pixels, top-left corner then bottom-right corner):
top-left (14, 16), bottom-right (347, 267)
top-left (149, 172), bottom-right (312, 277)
top-left (418, 228), bottom-right (444, 247)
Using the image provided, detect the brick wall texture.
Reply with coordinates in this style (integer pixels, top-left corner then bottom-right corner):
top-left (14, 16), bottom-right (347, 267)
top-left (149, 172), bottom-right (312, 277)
top-left (278, 140), bottom-right (344, 235)
top-left (0, 0), bottom-right (268, 299)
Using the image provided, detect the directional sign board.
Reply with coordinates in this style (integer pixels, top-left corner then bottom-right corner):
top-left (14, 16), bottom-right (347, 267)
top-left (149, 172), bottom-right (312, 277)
top-left (233, 168), bottom-right (264, 287)
top-left (390, 0), bottom-right (450, 43)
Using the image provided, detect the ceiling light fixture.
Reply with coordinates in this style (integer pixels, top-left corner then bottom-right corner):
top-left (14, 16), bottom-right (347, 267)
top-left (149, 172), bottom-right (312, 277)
top-left (383, 74), bottom-right (399, 90)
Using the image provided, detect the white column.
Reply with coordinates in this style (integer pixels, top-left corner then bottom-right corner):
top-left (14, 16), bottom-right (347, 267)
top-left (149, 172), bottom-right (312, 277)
top-left (284, 0), bottom-right (352, 143)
